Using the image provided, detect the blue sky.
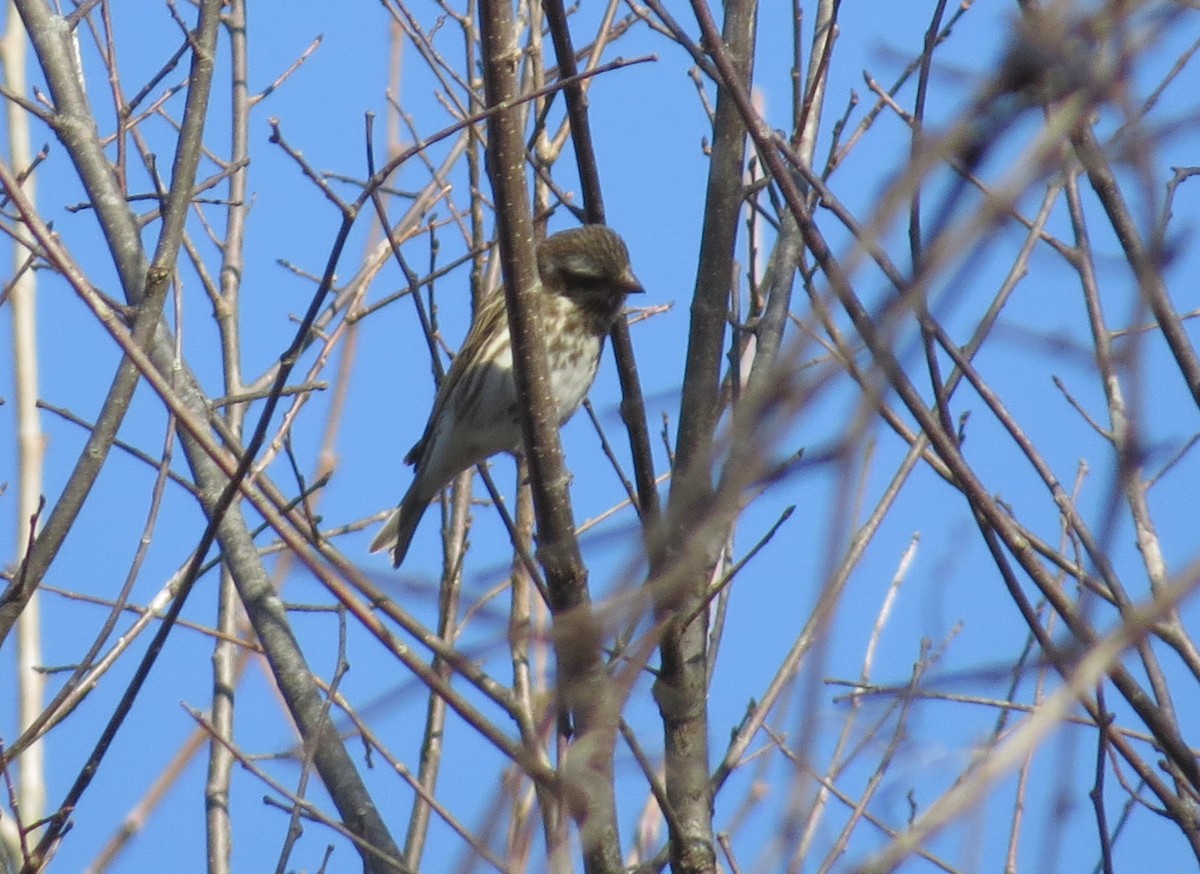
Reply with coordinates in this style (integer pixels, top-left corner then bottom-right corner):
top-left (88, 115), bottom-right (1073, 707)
top-left (3, 1), bottom-right (1200, 871)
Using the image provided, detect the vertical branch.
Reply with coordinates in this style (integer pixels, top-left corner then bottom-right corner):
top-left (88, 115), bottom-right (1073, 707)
top-left (478, 1), bottom-right (622, 870)
top-left (742, 0), bottom-right (837, 409)
top-left (649, 1), bottom-right (758, 871)
top-left (8, 2), bottom-right (408, 872)
top-left (0, 0), bottom-right (151, 644)
top-left (1071, 126), bottom-right (1200, 408)
top-left (3, 0), bottom-right (45, 837)
top-left (907, 0), bottom-right (958, 441)
top-left (670, 0), bottom-right (756, 500)
top-left (205, 0), bottom-right (252, 868)
top-left (403, 466), bottom-right (468, 868)
top-left (541, 0), bottom-right (660, 525)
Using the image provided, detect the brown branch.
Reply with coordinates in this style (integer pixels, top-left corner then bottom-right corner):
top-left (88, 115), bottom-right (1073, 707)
top-left (6, 2), bottom-right (407, 870)
top-left (542, 0), bottom-right (661, 528)
top-left (1072, 128), bottom-right (1200, 409)
top-left (690, 0), bottom-right (1200, 862)
top-left (643, 1), bottom-right (762, 869)
top-left (479, 1), bottom-right (622, 871)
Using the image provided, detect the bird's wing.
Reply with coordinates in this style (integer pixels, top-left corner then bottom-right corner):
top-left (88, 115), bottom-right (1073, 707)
top-left (404, 289), bottom-right (510, 467)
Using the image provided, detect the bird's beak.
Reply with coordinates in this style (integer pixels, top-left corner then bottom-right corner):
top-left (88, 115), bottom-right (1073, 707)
top-left (620, 269), bottom-right (645, 294)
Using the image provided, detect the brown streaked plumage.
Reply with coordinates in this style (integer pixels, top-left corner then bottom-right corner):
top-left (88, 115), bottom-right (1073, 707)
top-left (370, 225), bottom-right (644, 567)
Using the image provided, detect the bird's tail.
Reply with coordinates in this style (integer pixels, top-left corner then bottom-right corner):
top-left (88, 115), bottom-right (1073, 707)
top-left (368, 491), bottom-right (428, 568)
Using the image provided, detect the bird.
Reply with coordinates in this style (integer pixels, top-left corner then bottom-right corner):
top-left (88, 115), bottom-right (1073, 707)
top-left (370, 225), bottom-right (644, 567)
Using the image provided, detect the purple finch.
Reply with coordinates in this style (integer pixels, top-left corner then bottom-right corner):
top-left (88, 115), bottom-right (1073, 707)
top-left (370, 225), bottom-right (644, 567)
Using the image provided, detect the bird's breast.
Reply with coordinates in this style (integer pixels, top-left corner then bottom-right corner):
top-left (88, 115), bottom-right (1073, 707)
top-left (549, 336), bottom-right (603, 421)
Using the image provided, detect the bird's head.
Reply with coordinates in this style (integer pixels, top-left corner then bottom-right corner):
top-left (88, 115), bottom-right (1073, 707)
top-left (537, 225), bottom-right (645, 307)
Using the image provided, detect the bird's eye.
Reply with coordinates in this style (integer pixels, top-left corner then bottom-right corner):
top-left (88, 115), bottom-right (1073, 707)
top-left (562, 270), bottom-right (607, 290)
